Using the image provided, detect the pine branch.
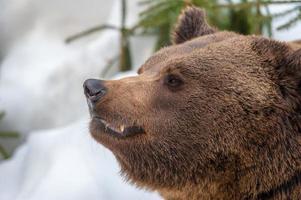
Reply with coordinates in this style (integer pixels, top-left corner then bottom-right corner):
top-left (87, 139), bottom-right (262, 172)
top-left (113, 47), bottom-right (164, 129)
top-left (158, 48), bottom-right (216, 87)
top-left (277, 13), bottom-right (301, 30)
top-left (273, 6), bottom-right (301, 18)
top-left (0, 144), bottom-right (9, 159)
top-left (139, 0), bottom-right (182, 17)
top-left (215, 1), bottom-right (301, 9)
top-left (0, 131), bottom-right (19, 138)
top-left (65, 25), bottom-right (119, 43)
top-left (137, 0), bottom-right (183, 29)
top-left (138, 0), bottom-right (166, 6)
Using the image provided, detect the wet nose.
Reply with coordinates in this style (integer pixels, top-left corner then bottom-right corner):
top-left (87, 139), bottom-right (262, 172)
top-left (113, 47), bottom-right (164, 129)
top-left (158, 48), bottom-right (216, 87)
top-left (83, 79), bottom-right (107, 102)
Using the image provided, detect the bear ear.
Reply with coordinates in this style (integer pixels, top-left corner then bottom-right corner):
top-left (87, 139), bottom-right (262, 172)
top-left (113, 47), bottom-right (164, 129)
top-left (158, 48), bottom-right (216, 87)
top-left (252, 37), bottom-right (301, 111)
top-left (172, 6), bottom-right (216, 44)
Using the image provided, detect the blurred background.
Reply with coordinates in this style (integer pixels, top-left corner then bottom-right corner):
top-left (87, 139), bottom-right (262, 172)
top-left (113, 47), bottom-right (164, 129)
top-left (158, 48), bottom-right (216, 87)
top-left (0, 0), bottom-right (300, 199)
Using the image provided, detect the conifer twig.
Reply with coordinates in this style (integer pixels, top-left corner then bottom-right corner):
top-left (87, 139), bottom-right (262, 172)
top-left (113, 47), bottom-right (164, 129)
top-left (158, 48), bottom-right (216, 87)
top-left (215, 1), bottom-right (301, 8)
top-left (277, 13), bottom-right (301, 30)
top-left (65, 25), bottom-right (119, 43)
top-left (0, 144), bottom-right (9, 159)
top-left (0, 131), bottom-right (19, 138)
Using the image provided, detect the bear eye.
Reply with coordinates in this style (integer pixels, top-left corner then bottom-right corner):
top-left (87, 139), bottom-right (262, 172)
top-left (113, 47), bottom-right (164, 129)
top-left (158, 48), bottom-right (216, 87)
top-left (164, 74), bottom-right (183, 88)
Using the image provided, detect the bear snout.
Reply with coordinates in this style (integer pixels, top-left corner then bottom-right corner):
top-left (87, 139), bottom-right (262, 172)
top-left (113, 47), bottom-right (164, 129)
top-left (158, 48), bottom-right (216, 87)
top-left (83, 79), bottom-right (107, 103)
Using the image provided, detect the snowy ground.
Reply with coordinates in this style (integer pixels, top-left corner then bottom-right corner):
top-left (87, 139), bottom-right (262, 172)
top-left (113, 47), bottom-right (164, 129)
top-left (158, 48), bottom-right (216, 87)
top-left (0, 119), bottom-right (161, 200)
top-left (0, 0), bottom-right (300, 199)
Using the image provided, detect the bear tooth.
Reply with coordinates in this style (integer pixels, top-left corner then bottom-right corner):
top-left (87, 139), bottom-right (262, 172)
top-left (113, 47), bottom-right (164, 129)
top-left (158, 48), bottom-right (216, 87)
top-left (120, 125), bottom-right (125, 132)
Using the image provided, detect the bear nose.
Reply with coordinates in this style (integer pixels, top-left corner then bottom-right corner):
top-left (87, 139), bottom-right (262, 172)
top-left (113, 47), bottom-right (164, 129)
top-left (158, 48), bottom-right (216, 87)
top-left (83, 79), bottom-right (107, 102)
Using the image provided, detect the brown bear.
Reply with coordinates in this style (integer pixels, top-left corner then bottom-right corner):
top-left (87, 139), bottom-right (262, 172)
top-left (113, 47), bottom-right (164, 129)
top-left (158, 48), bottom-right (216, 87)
top-left (83, 7), bottom-right (301, 200)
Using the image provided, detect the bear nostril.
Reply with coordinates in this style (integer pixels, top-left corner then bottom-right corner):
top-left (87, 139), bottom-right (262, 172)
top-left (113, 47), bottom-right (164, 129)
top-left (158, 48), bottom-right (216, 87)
top-left (83, 79), bottom-right (107, 102)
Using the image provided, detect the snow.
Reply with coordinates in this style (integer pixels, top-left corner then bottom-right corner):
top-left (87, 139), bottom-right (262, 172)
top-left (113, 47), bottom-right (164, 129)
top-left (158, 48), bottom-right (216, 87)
top-left (0, 119), bottom-right (161, 200)
top-left (0, 0), bottom-right (155, 135)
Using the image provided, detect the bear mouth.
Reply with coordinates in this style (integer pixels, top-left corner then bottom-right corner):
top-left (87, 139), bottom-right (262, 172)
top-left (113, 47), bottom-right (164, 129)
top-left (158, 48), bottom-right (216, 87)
top-left (92, 117), bottom-right (145, 138)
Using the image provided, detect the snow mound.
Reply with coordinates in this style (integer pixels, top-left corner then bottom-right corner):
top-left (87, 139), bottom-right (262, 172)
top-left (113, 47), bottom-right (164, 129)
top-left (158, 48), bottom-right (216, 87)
top-left (0, 119), bottom-right (161, 200)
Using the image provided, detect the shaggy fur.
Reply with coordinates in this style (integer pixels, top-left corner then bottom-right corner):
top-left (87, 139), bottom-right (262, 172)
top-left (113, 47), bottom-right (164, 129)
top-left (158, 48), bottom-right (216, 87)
top-left (86, 6), bottom-right (301, 200)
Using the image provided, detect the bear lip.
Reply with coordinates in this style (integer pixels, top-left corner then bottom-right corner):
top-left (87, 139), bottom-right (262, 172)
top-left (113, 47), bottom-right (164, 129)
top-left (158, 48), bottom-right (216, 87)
top-left (92, 117), bottom-right (145, 138)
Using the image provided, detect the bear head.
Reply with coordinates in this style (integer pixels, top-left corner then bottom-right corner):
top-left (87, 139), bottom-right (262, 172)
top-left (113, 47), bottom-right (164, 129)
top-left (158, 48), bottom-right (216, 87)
top-left (84, 7), bottom-right (301, 199)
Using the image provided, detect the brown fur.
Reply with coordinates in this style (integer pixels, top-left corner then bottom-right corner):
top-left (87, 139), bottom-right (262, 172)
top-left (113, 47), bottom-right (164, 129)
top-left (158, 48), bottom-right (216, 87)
top-left (86, 7), bottom-right (301, 200)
